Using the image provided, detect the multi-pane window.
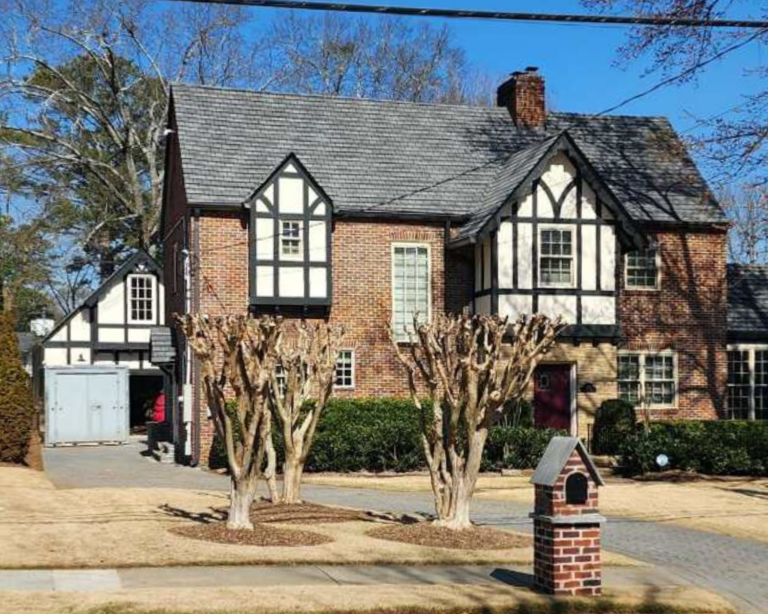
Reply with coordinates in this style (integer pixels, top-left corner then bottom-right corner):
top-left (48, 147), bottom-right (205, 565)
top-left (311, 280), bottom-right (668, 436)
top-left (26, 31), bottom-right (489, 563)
top-left (626, 248), bottom-right (659, 289)
top-left (129, 275), bottom-right (154, 323)
top-left (392, 245), bottom-right (430, 341)
top-left (726, 347), bottom-right (768, 420)
top-left (335, 350), bottom-right (354, 389)
top-left (539, 228), bottom-right (574, 287)
top-left (281, 221), bottom-right (302, 257)
top-left (617, 355), bottom-right (641, 405)
top-left (618, 352), bottom-right (676, 408)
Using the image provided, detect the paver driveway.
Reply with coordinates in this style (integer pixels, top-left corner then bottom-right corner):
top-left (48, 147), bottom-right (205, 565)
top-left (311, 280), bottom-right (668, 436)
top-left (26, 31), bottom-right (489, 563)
top-left (44, 439), bottom-right (768, 614)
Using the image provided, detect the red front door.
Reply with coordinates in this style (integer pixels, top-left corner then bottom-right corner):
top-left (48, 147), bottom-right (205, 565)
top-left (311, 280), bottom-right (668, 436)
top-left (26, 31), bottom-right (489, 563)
top-left (533, 364), bottom-right (572, 431)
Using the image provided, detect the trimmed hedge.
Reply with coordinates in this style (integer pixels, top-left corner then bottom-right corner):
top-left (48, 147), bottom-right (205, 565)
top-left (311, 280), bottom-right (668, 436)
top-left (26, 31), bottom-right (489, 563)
top-left (591, 399), bottom-right (637, 456)
top-left (483, 426), bottom-right (567, 471)
top-left (0, 313), bottom-right (35, 464)
top-left (208, 397), bottom-right (564, 473)
top-left (619, 420), bottom-right (768, 476)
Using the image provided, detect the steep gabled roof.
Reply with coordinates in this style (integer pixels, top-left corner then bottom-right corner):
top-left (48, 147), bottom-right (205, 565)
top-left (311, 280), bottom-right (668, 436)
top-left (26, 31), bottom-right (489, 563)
top-left (170, 83), bottom-right (726, 228)
top-left (453, 131), bottom-right (644, 246)
top-left (531, 436), bottom-right (604, 487)
top-left (728, 264), bottom-right (768, 340)
top-left (42, 250), bottom-right (161, 345)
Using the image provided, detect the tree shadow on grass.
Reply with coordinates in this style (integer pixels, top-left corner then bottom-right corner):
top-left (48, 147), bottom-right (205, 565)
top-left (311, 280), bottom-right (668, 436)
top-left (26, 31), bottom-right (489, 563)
top-left (158, 503), bottom-right (225, 525)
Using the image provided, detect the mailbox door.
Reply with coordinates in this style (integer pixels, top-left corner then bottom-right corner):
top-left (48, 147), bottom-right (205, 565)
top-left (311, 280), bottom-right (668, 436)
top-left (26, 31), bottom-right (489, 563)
top-left (533, 364), bottom-right (572, 431)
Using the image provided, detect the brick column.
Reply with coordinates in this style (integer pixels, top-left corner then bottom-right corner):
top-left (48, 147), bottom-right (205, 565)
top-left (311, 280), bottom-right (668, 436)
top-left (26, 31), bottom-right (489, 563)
top-left (531, 439), bottom-right (605, 597)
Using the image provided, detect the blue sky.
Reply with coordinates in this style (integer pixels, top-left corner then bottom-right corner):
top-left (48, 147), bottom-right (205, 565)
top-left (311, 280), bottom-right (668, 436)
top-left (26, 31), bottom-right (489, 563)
top-left (247, 0), bottom-right (766, 141)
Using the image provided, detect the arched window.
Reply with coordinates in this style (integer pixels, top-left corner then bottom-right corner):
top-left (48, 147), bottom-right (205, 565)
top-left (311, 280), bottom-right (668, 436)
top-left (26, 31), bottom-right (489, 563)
top-left (565, 472), bottom-right (588, 505)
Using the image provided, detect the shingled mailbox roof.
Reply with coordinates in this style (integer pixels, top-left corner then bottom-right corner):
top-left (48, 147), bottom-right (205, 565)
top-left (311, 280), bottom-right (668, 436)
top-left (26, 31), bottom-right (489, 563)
top-left (531, 436), bottom-right (604, 487)
top-left (170, 83), bottom-right (726, 238)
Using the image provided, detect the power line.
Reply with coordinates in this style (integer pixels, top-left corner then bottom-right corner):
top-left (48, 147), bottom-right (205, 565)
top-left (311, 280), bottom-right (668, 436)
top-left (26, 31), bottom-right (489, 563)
top-left (159, 0), bottom-right (768, 29)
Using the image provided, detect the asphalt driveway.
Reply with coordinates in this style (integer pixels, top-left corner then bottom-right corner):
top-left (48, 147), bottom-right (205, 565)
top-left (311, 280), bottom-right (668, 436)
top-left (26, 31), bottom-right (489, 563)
top-left (43, 439), bottom-right (768, 614)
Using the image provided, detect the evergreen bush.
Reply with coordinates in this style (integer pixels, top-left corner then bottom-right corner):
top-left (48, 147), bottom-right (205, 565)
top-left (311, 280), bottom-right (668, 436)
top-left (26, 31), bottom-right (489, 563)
top-left (0, 313), bottom-right (35, 463)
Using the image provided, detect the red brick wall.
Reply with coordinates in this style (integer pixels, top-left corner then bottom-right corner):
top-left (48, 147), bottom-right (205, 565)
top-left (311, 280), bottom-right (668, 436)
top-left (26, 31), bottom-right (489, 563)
top-left (620, 230), bottom-right (728, 420)
top-left (191, 212), bottom-right (450, 464)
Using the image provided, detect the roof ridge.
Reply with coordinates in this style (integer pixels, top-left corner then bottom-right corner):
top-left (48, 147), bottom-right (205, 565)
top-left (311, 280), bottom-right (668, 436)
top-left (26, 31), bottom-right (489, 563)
top-left (171, 82), bottom-right (498, 112)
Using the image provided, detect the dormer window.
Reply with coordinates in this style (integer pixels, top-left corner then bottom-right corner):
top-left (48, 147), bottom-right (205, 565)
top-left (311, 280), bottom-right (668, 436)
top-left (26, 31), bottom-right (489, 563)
top-left (249, 154), bottom-right (332, 307)
top-left (281, 221), bottom-right (302, 258)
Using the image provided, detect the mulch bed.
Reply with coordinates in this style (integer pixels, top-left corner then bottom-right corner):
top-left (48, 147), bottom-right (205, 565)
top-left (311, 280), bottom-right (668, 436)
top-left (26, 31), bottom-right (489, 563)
top-left (367, 523), bottom-right (532, 550)
top-left (250, 501), bottom-right (374, 525)
top-left (172, 523), bottom-right (332, 547)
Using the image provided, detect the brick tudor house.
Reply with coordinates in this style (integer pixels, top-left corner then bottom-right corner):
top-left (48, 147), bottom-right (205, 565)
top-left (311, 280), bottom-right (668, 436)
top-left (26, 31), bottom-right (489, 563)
top-left (159, 67), bottom-right (767, 466)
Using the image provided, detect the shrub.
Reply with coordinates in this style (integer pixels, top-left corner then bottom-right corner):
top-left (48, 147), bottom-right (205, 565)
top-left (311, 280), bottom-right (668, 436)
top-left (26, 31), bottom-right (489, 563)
top-left (0, 313), bottom-right (35, 463)
top-left (483, 426), bottom-right (566, 471)
top-left (208, 397), bottom-right (565, 473)
top-left (591, 399), bottom-right (637, 456)
top-left (305, 398), bottom-right (425, 473)
top-left (619, 420), bottom-right (768, 476)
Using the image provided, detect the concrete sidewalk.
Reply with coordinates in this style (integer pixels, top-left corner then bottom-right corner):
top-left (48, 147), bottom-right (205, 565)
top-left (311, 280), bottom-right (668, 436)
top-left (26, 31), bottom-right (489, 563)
top-left (0, 564), bottom-right (688, 594)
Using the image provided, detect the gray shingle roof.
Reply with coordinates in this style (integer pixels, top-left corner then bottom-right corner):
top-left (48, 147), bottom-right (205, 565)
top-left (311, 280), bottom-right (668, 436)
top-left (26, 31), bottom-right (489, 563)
top-left (531, 436), bottom-right (604, 487)
top-left (171, 83), bottom-right (726, 229)
top-left (728, 264), bottom-right (768, 338)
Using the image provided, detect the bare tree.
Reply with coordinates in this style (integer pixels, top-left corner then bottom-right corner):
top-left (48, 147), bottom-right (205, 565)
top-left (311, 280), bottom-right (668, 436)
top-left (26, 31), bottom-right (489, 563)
top-left (720, 185), bottom-right (768, 265)
top-left (178, 315), bottom-right (281, 530)
top-left (391, 313), bottom-right (563, 529)
top-left (268, 322), bottom-right (344, 504)
top-left (0, 0), bottom-right (263, 277)
top-left (582, 0), bottom-right (768, 185)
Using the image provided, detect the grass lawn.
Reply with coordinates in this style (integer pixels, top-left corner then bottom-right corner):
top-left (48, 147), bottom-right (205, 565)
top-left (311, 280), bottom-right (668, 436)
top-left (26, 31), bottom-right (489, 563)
top-left (0, 466), bottom-right (639, 569)
top-left (305, 473), bottom-right (768, 543)
top-left (0, 583), bottom-right (734, 614)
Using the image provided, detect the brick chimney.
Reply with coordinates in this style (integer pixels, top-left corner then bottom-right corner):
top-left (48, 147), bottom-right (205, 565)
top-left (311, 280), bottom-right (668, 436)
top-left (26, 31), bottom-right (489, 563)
top-left (497, 67), bottom-right (546, 128)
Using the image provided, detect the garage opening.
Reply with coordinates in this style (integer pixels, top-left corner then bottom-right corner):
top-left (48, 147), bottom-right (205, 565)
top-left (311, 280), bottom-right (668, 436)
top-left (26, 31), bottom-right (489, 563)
top-left (129, 374), bottom-right (164, 433)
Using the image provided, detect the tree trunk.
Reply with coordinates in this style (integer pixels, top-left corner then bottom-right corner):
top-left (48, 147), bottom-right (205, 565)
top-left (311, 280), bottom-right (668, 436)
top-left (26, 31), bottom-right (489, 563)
top-left (227, 477), bottom-right (256, 530)
top-left (433, 478), bottom-right (473, 530)
top-left (281, 457), bottom-right (304, 504)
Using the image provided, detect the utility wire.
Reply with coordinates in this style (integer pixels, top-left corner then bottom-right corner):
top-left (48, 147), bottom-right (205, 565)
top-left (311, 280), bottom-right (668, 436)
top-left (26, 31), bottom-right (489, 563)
top-left (178, 15), bottom-right (768, 261)
top-left (159, 0), bottom-right (768, 29)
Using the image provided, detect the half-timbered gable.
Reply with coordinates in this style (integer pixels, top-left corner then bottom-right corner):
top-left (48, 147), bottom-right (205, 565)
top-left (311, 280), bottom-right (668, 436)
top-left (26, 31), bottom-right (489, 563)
top-left (247, 154), bottom-right (332, 308)
top-left (463, 132), bottom-right (642, 336)
top-left (42, 250), bottom-right (165, 370)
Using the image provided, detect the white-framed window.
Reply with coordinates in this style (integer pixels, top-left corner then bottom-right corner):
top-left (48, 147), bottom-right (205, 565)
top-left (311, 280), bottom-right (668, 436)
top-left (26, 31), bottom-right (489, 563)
top-left (727, 346), bottom-right (768, 420)
top-left (335, 350), bottom-right (355, 389)
top-left (625, 248), bottom-right (660, 290)
top-left (392, 243), bottom-right (431, 342)
top-left (280, 220), bottom-right (302, 258)
top-left (128, 274), bottom-right (155, 323)
top-left (539, 226), bottom-right (574, 288)
top-left (618, 351), bottom-right (677, 408)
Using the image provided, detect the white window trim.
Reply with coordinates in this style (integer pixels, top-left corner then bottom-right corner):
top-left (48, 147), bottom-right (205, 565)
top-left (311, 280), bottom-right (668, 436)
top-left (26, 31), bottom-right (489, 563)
top-left (727, 344), bottom-right (768, 420)
top-left (538, 224), bottom-right (576, 289)
top-left (391, 242), bottom-right (432, 343)
top-left (127, 274), bottom-right (156, 324)
top-left (624, 248), bottom-right (661, 291)
top-left (334, 349), bottom-right (356, 390)
top-left (618, 350), bottom-right (678, 409)
top-left (280, 220), bottom-right (303, 261)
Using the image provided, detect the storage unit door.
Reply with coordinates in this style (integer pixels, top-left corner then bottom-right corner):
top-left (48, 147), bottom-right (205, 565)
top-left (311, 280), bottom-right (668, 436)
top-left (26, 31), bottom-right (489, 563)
top-left (47, 369), bottom-right (128, 445)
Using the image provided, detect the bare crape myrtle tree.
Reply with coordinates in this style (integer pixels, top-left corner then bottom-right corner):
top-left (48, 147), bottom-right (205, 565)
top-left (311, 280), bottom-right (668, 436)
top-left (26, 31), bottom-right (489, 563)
top-left (269, 322), bottom-right (344, 504)
top-left (392, 313), bottom-right (563, 529)
top-left (178, 314), bottom-right (282, 530)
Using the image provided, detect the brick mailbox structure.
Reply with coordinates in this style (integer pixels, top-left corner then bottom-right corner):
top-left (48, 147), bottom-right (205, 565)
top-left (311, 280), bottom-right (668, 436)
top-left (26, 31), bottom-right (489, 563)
top-left (530, 436), bottom-right (605, 596)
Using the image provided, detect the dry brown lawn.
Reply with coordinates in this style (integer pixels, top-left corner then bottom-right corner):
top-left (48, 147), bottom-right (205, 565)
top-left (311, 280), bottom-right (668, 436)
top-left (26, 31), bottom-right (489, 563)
top-left (0, 466), bottom-right (637, 569)
top-left (0, 583), bottom-right (734, 614)
top-left (306, 473), bottom-right (768, 543)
